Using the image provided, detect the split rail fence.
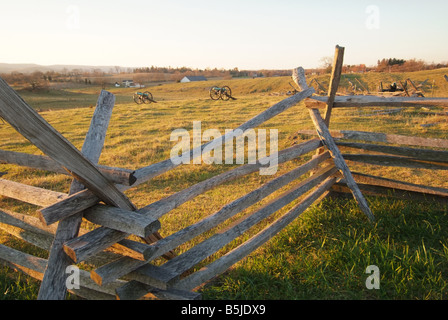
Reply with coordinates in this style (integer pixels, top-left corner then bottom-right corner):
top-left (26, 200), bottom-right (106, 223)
top-left (0, 46), bottom-right (447, 300)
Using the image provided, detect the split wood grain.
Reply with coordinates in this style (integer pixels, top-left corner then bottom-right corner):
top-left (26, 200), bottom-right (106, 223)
top-left (175, 176), bottom-right (338, 291)
top-left (38, 188), bottom-right (104, 226)
top-left (90, 255), bottom-right (178, 288)
top-left (115, 280), bottom-right (201, 300)
top-left (324, 45), bottom-right (345, 126)
top-left (336, 142), bottom-right (448, 163)
top-left (0, 208), bottom-right (57, 238)
top-left (0, 209), bottom-right (55, 250)
top-left (122, 263), bottom-right (180, 289)
top-left (351, 172), bottom-right (448, 197)
top-left (83, 205), bottom-right (161, 238)
top-left (0, 149), bottom-right (136, 186)
top-left (308, 108), bottom-right (376, 222)
top-left (0, 178), bottom-right (67, 207)
top-left (331, 181), bottom-right (448, 204)
top-left (342, 154), bottom-right (448, 170)
top-left (308, 95), bottom-right (448, 109)
top-left (292, 67), bottom-right (309, 90)
top-left (295, 130), bottom-right (448, 150)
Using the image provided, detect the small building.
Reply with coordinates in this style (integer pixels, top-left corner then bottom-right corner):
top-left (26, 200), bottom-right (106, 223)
top-left (180, 76), bottom-right (207, 83)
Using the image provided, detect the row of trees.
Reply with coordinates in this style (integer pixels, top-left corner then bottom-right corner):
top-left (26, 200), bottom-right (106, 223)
top-left (319, 56), bottom-right (447, 74)
top-left (133, 66), bottom-right (291, 79)
top-left (1, 71), bottom-right (52, 91)
top-left (375, 58), bottom-right (447, 72)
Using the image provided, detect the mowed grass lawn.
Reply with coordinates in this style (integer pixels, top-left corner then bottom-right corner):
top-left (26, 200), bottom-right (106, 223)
top-left (0, 70), bottom-right (447, 300)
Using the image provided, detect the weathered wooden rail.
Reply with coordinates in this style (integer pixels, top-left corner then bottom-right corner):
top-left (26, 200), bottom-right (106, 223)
top-left (0, 46), bottom-right (447, 300)
top-left (296, 129), bottom-right (448, 203)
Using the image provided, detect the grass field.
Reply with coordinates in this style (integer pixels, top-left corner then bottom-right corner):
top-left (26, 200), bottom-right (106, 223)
top-left (0, 68), bottom-right (447, 300)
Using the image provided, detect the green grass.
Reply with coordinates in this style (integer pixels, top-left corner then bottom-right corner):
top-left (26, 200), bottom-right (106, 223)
top-left (201, 197), bottom-right (448, 300)
top-left (0, 267), bottom-right (41, 300)
top-left (0, 69), bottom-right (447, 300)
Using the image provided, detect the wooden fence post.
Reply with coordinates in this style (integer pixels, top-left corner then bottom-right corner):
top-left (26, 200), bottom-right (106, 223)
top-left (292, 67), bottom-right (309, 91)
top-left (37, 90), bottom-right (119, 300)
top-left (324, 45), bottom-right (345, 127)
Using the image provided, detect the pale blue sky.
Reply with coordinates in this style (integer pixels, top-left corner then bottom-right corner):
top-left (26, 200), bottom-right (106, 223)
top-left (0, 0), bottom-right (447, 70)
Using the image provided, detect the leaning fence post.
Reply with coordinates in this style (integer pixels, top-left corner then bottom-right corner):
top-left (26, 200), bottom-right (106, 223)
top-left (308, 108), bottom-right (376, 223)
top-left (37, 90), bottom-right (117, 300)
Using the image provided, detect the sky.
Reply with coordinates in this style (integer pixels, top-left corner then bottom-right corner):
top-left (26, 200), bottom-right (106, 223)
top-left (0, 0), bottom-right (447, 70)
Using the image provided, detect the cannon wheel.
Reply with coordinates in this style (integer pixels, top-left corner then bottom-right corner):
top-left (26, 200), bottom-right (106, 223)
top-left (142, 91), bottom-right (153, 104)
top-left (133, 93), bottom-right (143, 104)
top-left (221, 86), bottom-right (232, 101)
top-left (210, 86), bottom-right (221, 100)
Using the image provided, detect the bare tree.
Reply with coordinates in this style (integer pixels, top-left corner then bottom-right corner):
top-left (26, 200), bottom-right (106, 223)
top-left (319, 56), bottom-right (333, 73)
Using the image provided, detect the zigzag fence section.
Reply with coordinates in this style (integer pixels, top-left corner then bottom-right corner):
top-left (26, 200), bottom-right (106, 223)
top-left (0, 45), bottom-right (447, 300)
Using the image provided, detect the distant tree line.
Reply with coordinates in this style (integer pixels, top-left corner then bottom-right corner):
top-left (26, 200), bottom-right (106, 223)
top-left (375, 58), bottom-right (447, 72)
top-left (132, 66), bottom-right (291, 81)
top-left (1, 71), bottom-right (51, 92)
top-left (133, 66), bottom-right (233, 81)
